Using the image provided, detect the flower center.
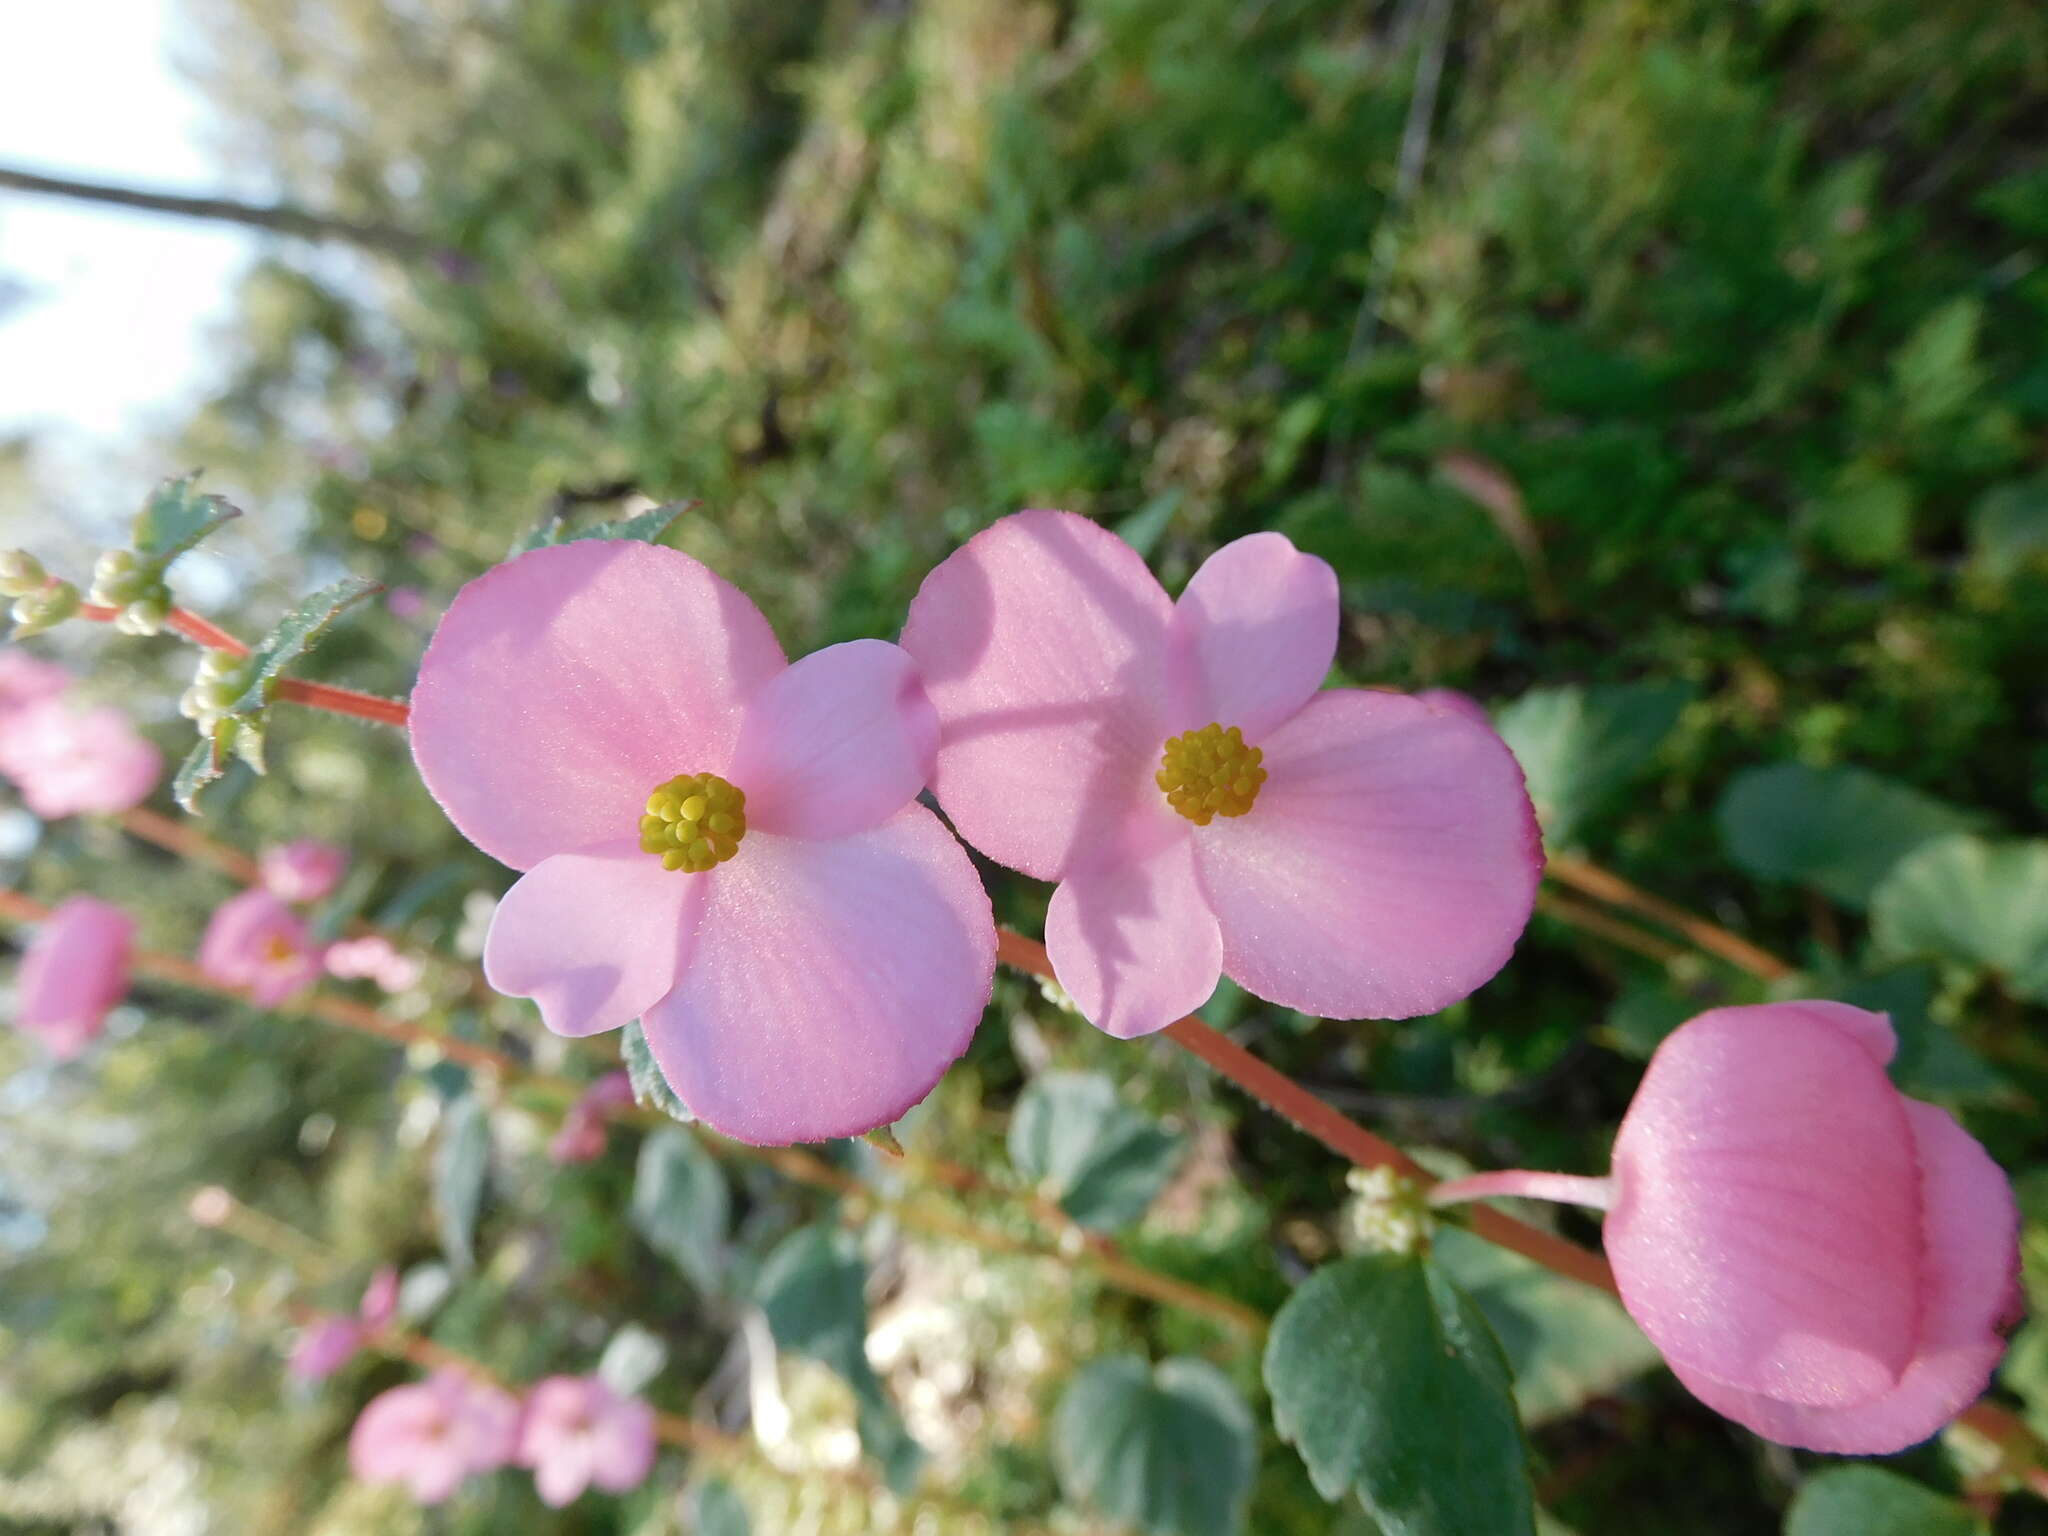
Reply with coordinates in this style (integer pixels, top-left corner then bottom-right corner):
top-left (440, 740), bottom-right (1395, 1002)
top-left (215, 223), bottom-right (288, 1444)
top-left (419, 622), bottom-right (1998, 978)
top-left (1156, 722), bottom-right (1266, 825)
top-left (264, 934), bottom-right (298, 964)
top-left (640, 772), bottom-right (748, 872)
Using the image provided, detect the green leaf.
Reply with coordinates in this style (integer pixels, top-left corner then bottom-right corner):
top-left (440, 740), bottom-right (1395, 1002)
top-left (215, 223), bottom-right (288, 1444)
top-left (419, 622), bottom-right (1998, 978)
top-left (1783, 1466), bottom-right (1976, 1536)
top-left (1870, 835), bottom-right (2048, 1002)
top-left (756, 1225), bottom-right (924, 1491)
top-left (597, 1323), bottom-right (669, 1399)
top-left (1050, 1356), bottom-right (1256, 1536)
top-left (1493, 683), bottom-right (1693, 850)
top-left (511, 499), bottom-right (697, 555)
top-left (172, 731), bottom-right (226, 814)
top-left (1716, 763), bottom-right (1980, 909)
top-left (225, 577), bottom-right (382, 716)
top-left (1827, 965), bottom-right (2004, 1100)
top-left (690, 1479), bottom-right (751, 1536)
top-left (1429, 1229), bottom-right (1659, 1426)
top-left (1968, 478), bottom-right (2048, 583)
top-left (1008, 1073), bottom-right (1185, 1231)
top-left (434, 1095), bottom-right (490, 1275)
top-left (1264, 1253), bottom-right (1535, 1536)
top-left (1801, 464), bottom-right (1913, 567)
top-left (629, 1129), bottom-right (729, 1293)
top-left (131, 473), bottom-right (241, 566)
top-left (620, 1022), bottom-right (693, 1123)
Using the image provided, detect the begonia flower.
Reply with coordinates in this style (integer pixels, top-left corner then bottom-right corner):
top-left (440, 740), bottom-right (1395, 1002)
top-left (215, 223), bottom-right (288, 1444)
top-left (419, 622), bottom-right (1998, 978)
top-left (349, 1369), bottom-right (520, 1503)
top-left (899, 512), bottom-right (1540, 1037)
top-left (515, 1374), bottom-right (657, 1506)
top-left (199, 888), bottom-right (325, 1006)
top-left (1430, 1001), bottom-right (2020, 1453)
top-left (0, 699), bottom-right (161, 819)
top-left (0, 650), bottom-right (69, 718)
top-left (287, 1266), bottom-right (402, 1384)
top-left (260, 839), bottom-right (348, 905)
top-left (12, 895), bottom-right (133, 1059)
top-left (548, 1072), bottom-right (634, 1164)
top-left (325, 934), bottom-right (425, 993)
top-left (409, 541), bottom-right (993, 1145)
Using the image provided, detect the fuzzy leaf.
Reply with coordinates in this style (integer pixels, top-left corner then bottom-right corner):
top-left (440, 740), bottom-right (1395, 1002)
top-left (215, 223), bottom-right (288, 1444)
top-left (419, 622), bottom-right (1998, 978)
top-left (1008, 1072), bottom-right (1184, 1231)
top-left (629, 1129), bottom-right (728, 1293)
top-left (1051, 1356), bottom-right (1256, 1536)
top-left (225, 577), bottom-right (382, 717)
top-left (620, 1022), bottom-right (693, 1123)
top-left (511, 500), bottom-right (697, 555)
top-left (131, 473), bottom-right (241, 567)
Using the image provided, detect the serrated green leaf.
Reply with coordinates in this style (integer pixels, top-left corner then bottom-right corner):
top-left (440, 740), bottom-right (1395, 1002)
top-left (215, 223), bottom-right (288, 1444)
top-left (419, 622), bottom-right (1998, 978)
top-left (511, 500), bottom-right (697, 555)
top-left (1051, 1356), bottom-right (1256, 1536)
top-left (226, 577), bottom-right (382, 716)
top-left (690, 1479), bottom-right (751, 1536)
top-left (629, 1129), bottom-right (728, 1293)
top-left (1008, 1072), bottom-right (1184, 1231)
top-left (172, 732), bottom-right (226, 814)
top-left (1783, 1466), bottom-right (1976, 1536)
top-left (1430, 1228), bottom-right (1659, 1426)
top-left (1265, 1253), bottom-right (1535, 1536)
top-left (434, 1094), bottom-right (490, 1275)
top-left (1493, 682), bottom-right (1693, 850)
top-left (1716, 763), bottom-right (1980, 909)
top-left (131, 473), bottom-right (241, 566)
top-left (756, 1225), bottom-right (924, 1491)
top-left (620, 1022), bottom-right (693, 1123)
top-left (1870, 835), bottom-right (2048, 1002)
top-left (226, 716), bottom-right (266, 775)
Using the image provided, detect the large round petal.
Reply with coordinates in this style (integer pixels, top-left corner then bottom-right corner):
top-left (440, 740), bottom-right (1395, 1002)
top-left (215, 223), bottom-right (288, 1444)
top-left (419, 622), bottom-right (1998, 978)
top-left (727, 640), bottom-right (936, 839)
top-left (16, 896), bottom-right (132, 1058)
top-left (1045, 810), bottom-right (1220, 1039)
top-left (1193, 689), bottom-right (1541, 1019)
top-left (589, 1398), bottom-right (657, 1493)
top-left (410, 540), bottom-right (786, 871)
top-left (639, 807), bottom-right (993, 1144)
top-left (483, 840), bottom-right (700, 1038)
top-left (1606, 1004), bottom-right (1921, 1408)
top-left (1663, 1099), bottom-right (2019, 1452)
top-left (900, 509), bottom-right (1176, 882)
top-left (1167, 532), bottom-right (1338, 739)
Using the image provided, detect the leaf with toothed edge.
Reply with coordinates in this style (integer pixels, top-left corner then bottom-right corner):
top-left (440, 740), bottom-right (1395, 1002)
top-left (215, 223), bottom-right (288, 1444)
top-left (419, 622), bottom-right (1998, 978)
top-left (511, 499), bottom-right (699, 555)
top-left (224, 577), bottom-right (383, 716)
top-left (131, 473), bottom-right (241, 567)
top-left (620, 1022), bottom-right (693, 1123)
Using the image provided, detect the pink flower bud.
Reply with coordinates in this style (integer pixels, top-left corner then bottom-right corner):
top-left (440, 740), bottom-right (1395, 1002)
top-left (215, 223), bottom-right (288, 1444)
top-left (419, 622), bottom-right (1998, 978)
top-left (259, 840), bottom-right (348, 905)
top-left (198, 889), bottom-right (324, 1006)
top-left (288, 1315), bottom-right (363, 1383)
top-left (14, 896), bottom-right (133, 1058)
top-left (515, 1375), bottom-right (657, 1506)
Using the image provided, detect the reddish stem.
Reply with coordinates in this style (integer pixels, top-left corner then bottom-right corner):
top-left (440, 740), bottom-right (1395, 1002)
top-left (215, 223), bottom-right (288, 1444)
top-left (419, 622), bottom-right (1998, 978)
top-left (273, 677), bottom-right (411, 726)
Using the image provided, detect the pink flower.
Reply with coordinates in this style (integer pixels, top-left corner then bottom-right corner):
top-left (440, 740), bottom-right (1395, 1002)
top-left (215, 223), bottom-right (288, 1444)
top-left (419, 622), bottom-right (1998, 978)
top-left (13, 895), bottom-right (133, 1058)
top-left (547, 1072), bottom-right (634, 1164)
top-left (0, 650), bottom-right (69, 718)
top-left (259, 840), bottom-right (348, 904)
top-left (409, 541), bottom-right (993, 1145)
top-left (349, 1370), bottom-right (521, 1504)
top-left (515, 1375), bottom-right (657, 1506)
top-left (1430, 1002), bottom-right (2020, 1453)
top-left (198, 888), bottom-right (325, 1006)
top-left (325, 934), bottom-right (424, 992)
top-left (899, 512), bottom-right (1541, 1037)
top-left (0, 699), bottom-right (161, 819)
top-left (288, 1266), bottom-right (402, 1383)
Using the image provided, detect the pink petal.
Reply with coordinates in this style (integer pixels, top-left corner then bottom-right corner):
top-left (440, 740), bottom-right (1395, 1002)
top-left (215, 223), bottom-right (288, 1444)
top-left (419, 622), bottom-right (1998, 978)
top-left (1664, 1099), bottom-right (2018, 1453)
top-left (349, 1381), bottom-right (445, 1483)
top-left (0, 650), bottom-right (69, 716)
top-left (410, 541), bottom-right (786, 871)
top-left (1415, 687), bottom-right (1489, 724)
top-left (15, 896), bottom-right (132, 1059)
top-left (0, 701), bottom-right (160, 818)
top-left (1606, 1004), bottom-right (1921, 1408)
top-left (728, 640), bottom-right (936, 840)
top-left (1193, 689), bottom-right (1541, 1018)
top-left (359, 1266), bottom-right (400, 1330)
top-left (483, 841), bottom-right (698, 1038)
top-left (534, 1450), bottom-right (592, 1508)
top-left (259, 839), bottom-right (348, 904)
top-left (1167, 532), bottom-right (1338, 738)
top-left (288, 1316), bottom-right (363, 1383)
top-left (197, 888), bottom-right (322, 1007)
top-left (517, 1377), bottom-right (589, 1465)
top-left (1045, 812), bottom-right (1220, 1039)
top-left (900, 509), bottom-right (1177, 882)
top-left (640, 807), bottom-right (993, 1144)
top-left (589, 1398), bottom-right (657, 1493)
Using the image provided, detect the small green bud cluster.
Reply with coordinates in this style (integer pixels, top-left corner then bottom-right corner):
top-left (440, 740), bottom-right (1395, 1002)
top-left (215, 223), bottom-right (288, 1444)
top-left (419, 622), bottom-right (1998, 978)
top-left (179, 649), bottom-right (255, 732)
top-left (0, 549), bottom-right (47, 597)
top-left (1342, 1166), bottom-right (1432, 1258)
top-left (9, 579), bottom-right (80, 638)
top-left (90, 549), bottom-right (174, 636)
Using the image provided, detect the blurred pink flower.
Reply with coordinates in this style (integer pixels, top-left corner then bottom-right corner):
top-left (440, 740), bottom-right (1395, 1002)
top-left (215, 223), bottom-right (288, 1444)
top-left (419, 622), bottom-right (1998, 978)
top-left (0, 650), bottom-right (69, 718)
top-left (325, 934), bottom-right (424, 993)
top-left (1431, 1001), bottom-right (2020, 1453)
top-left (198, 888), bottom-right (325, 1006)
top-left (359, 1264), bottom-right (400, 1329)
top-left (13, 895), bottom-right (133, 1059)
top-left (547, 1072), bottom-right (634, 1164)
top-left (900, 512), bottom-right (1541, 1038)
top-left (287, 1266), bottom-right (403, 1384)
top-left (0, 700), bottom-right (161, 819)
top-left (387, 586), bottom-right (427, 620)
top-left (409, 541), bottom-right (992, 1146)
top-left (349, 1369), bottom-right (520, 1504)
top-left (259, 840), bottom-right (348, 904)
top-left (515, 1375), bottom-right (657, 1506)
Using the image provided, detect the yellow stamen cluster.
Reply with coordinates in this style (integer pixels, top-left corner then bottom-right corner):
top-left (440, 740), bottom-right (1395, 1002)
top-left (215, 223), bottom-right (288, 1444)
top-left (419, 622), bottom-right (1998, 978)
top-left (1156, 722), bottom-right (1266, 825)
top-left (640, 772), bottom-right (747, 872)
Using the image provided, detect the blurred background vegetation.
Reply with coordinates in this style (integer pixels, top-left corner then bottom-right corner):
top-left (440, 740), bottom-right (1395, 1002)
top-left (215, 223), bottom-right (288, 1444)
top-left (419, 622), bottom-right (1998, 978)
top-left (3, 0), bottom-right (2048, 1531)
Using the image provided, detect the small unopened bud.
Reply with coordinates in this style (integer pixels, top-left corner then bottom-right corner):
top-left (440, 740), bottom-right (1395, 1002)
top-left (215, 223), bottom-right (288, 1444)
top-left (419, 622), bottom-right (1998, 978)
top-left (88, 549), bottom-right (147, 607)
top-left (196, 649), bottom-right (242, 683)
top-left (187, 1186), bottom-right (234, 1227)
top-left (9, 581), bottom-right (80, 637)
top-left (0, 549), bottom-right (45, 597)
top-left (1343, 1166), bottom-right (1432, 1257)
top-left (114, 595), bottom-right (171, 636)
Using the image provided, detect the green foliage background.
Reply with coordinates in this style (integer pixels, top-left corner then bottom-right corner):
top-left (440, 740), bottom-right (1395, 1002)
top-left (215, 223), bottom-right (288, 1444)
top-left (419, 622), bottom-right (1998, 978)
top-left (3, 0), bottom-right (2048, 1531)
